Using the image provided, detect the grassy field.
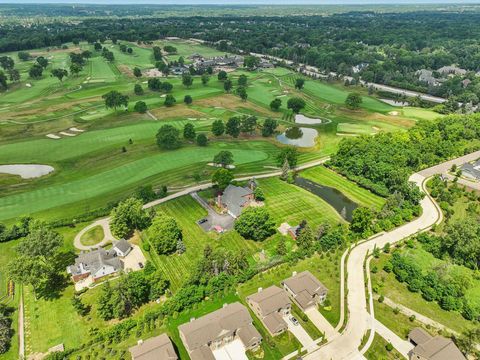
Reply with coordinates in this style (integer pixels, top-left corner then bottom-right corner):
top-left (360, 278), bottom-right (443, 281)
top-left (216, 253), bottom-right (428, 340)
top-left (80, 225), bottom-right (104, 246)
top-left (300, 166), bottom-right (386, 211)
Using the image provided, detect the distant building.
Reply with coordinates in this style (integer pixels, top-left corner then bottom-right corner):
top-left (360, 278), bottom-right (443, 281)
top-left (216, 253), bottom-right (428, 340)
top-left (437, 65), bottom-right (467, 76)
top-left (170, 65), bottom-right (188, 75)
top-left (129, 334), bottom-right (178, 360)
top-left (462, 78), bottom-right (471, 88)
top-left (416, 69), bottom-right (440, 87)
top-left (282, 271), bottom-right (328, 311)
top-left (247, 286), bottom-right (291, 336)
top-left (218, 181), bottom-right (256, 218)
top-left (193, 55), bottom-right (244, 71)
top-left (288, 225), bottom-right (301, 240)
top-left (178, 302), bottom-right (262, 360)
top-left (408, 328), bottom-right (465, 360)
top-left (67, 247), bottom-right (123, 282)
top-left (460, 159), bottom-right (480, 181)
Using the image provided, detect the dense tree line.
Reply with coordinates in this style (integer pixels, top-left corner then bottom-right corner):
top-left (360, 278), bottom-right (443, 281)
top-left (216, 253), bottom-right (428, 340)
top-left (97, 263), bottom-right (169, 320)
top-left (1, 10), bottom-right (480, 100)
top-left (331, 113), bottom-right (480, 204)
top-left (386, 252), bottom-right (479, 321)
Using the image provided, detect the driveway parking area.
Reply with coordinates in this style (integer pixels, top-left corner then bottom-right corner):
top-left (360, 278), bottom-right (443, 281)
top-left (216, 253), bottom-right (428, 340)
top-left (191, 192), bottom-right (235, 232)
top-left (283, 315), bottom-right (317, 351)
top-left (123, 245), bottom-right (146, 271)
top-left (304, 307), bottom-right (338, 341)
top-left (212, 339), bottom-right (249, 360)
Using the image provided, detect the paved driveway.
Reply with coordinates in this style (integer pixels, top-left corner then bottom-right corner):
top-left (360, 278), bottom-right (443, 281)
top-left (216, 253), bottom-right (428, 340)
top-left (304, 307), bottom-right (338, 341)
top-left (191, 192), bottom-right (235, 231)
top-left (374, 320), bottom-right (414, 358)
top-left (212, 339), bottom-right (248, 360)
top-left (283, 315), bottom-right (317, 352)
top-left (123, 245), bottom-right (146, 271)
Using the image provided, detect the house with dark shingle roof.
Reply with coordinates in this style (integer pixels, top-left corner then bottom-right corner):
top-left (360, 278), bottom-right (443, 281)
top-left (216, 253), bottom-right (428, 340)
top-left (218, 184), bottom-right (254, 218)
top-left (129, 334), bottom-right (178, 360)
top-left (408, 328), bottom-right (465, 360)
top-left (460, 159), bottom-right (480, 181)
top-left (178, 302), bottom-right (262, 360)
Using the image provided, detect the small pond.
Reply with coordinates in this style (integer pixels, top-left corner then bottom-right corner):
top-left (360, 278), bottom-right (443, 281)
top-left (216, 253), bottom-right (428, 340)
top-left (276, 127), bottom-right (318, 147)
top-left (295, 114), bottom-right (331, 125)
top-left (294, 177), bottom-right (358, 221)
top-left (0, 164), bottom-right (54, 179)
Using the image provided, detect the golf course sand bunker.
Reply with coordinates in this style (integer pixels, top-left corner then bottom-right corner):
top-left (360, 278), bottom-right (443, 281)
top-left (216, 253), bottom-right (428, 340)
top-left (0, 164), bottom-right (54, 179)
top-left (295, 114), bottom-right (332, 125)
top-left (276, 127), bottom-right (318, 147)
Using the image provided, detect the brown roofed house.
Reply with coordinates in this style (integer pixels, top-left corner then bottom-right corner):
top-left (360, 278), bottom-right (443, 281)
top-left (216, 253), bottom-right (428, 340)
top-left (178, 302), bottom-right (262, 360)
top-left (408, 328), bottom-right (466, 360)
top-left (246, 286), bottom-right (291, 336)
top-left (129, 333), bottom-right (177, 360)
top-left (282, 271), bottom-right (328, 310)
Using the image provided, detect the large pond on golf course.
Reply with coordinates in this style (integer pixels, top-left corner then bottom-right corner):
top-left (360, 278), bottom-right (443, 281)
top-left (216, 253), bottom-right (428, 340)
top-left (294, 177), bottom-right (358, 221)
top-left (0, 164), bottom-right (54, 179)
top-left (276, 127), bottom-right (318, 147)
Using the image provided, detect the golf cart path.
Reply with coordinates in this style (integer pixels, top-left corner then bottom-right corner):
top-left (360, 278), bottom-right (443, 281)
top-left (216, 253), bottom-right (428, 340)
top-left (73, 157), bottom-right (330, 250)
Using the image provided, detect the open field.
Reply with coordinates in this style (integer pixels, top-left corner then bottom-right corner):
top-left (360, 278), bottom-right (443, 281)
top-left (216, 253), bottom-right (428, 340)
top-left (371, 246), bottom-right (478, 334)
top-left (80, 225), bottom-right (104, 246)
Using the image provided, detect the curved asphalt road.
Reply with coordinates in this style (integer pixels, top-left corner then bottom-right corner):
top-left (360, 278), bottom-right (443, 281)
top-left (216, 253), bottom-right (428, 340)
top-left (305, 172), bottom-right (443, 360)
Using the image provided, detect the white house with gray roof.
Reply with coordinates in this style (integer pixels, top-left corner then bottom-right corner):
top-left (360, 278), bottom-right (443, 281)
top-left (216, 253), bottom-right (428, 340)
top-left (460, 159), bottom-right (480, 181)
top-left (67, 247), bottom-right (123, 282)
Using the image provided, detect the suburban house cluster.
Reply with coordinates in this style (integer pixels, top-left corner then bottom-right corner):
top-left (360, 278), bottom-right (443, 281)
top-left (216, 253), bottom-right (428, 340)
top-left (408, 328), bottom-right (466, 360)
top-left (218, 178), bottom-right (258, 218)
top-left (67, 239), bottom-right (132, 283)
top-left (247, 271), bottom-right (328, 337)
top-left (416, 65), bottom-right (470, 87)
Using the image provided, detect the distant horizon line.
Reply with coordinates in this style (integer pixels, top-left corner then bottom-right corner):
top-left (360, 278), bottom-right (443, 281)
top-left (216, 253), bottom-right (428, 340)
top-left (1, 0), bottom-right (480, 5)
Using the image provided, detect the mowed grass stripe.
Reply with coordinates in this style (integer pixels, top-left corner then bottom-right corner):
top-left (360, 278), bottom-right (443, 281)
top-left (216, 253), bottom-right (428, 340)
top-left (151, 196), bottom-right (261, 290)
top-left (0, 147), bottom-right (270, 221)
top-left (300, 166), bottom-right (386, 210)
top-left (258, 177), bottom-right (343, 227)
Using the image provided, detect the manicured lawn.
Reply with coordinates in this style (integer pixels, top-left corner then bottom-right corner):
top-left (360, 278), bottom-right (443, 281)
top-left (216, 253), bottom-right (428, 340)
top-left (80, 225), bottom-right (104, 246)
top-left (146, 195), bottom-right (262, 291)
top-left (300, 166), bottom-right (386, 211)
top-left (364, 334), bottom-right (403, 360)
top-left (258, 177), bottom-right (343, 228)
top-left (402, 107), bottom-right (443, 122)
top-left (336, 122), bottom-right (376, 135)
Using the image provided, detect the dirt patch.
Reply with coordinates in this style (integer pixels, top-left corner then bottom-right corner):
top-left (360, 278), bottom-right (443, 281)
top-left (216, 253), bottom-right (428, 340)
top-left (149, 105), bottom-right (204, 120)
top-left (117, 65), bottom-right (134, 78)
top-left (31, 47), bottom-right (81, 57)
top-left (389, 111), bottom-right (399, 116)
top-left (196, 94), bottom-right (277, 117)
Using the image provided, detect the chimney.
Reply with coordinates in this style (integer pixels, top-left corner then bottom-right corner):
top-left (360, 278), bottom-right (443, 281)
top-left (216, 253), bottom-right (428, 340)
top-left (258, 287), bottom-right (263, 293)
top-left (292, 271), bottom-right (297, 277)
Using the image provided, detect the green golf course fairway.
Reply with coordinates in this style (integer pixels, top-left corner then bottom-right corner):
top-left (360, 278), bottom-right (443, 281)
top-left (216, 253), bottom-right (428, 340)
top-left (0, 144), bottom-right (271, 221)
